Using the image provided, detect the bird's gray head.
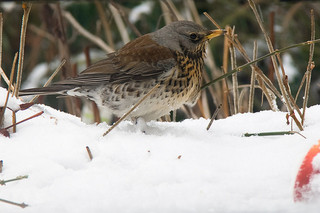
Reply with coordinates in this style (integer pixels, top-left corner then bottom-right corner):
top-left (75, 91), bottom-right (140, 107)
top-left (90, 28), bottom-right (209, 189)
top-left (151, 20), bottom-right (223, 54)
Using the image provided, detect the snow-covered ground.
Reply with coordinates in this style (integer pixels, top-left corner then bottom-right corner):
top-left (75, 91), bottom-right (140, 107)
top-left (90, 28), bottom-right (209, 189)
top-left (0, 87), bottom-right (319, 212)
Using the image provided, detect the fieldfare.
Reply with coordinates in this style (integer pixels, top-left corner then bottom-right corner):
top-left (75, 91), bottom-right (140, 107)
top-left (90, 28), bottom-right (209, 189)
top-left (20, 20), bottom-right (224, 121)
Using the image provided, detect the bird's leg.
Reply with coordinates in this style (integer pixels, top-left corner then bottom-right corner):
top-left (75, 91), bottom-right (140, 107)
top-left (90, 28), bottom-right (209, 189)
top-left (132, 117), bottom-right (147, 133)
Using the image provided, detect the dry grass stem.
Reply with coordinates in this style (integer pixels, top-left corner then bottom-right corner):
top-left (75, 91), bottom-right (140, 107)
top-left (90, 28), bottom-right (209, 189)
top-left (14, 3), bottom-right (32, 97)
top-left (161, 0), bottom-right (181, 22)
top-left (29, 24), bottom-right (55, 42)
top-left (103, 84), bottom-right (160, 136)
top-left (203, 12), bottom-right (222, 29)
top-left (5, 111), bottom-right (43, 131)
top-left (0, 160), bottom-right (2, 173)
top-left (29, 59), bottom-right (66, 103)
top-left (94, 0), bottom-right (115, 49)
top-left (229, 27), bottom-right (239, 114)
top-left (110, 2), bottom-right (142, 37)
top-left (86, 146), bottom-right (93, 161)
top-left (301, 9), bottom-right (315, 126)
top-left (186, 0), bottom-right (201, 24)
top-left (248, 0), bottom-right (303, 130)
top-left (276, 53), bottom-right (303, 119)
top-left (224, 33), bottom-right (279, 110)
top-left (0, 53), bottom-right (18, 127)
top-left (0, 198), bottom-right (28, 208)
top-left (276, 53), bottom-right (303, 130)
top-left (206, 104), bottom-right (222, 130)
top-left (201, 38), bottom-right (320, 90)
top-left (109, 3), bottom-right (130, 44)
top-left (248, 41), bottom-right (257, 112)
top-left (222, 27), bottom-right (231, 116)
top-left (0, 68), bottom-right (15, 91)
top-left (63, 11), bottom-right (114, 53)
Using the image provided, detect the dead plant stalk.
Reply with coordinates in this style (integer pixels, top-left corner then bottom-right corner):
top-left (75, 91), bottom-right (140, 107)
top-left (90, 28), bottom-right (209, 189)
top-left (248, 0), bottom-right (303, 131)
top-left (14, 3), bottom-right (32, 97)
top-left (301, 9), bottom-right (315, 126)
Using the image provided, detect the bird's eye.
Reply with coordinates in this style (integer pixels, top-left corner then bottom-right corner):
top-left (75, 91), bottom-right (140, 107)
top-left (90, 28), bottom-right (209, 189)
top-left (189, 33), bottom-right (198, 41)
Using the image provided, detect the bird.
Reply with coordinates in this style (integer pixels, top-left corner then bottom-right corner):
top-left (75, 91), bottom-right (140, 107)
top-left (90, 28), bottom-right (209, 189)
top-left (20, 20), bottom-right (224, 122)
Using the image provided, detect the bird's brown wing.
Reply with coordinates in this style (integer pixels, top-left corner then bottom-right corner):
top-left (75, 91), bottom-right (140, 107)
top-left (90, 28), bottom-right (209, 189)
top-left (58, 34), bottom-right (176, 87)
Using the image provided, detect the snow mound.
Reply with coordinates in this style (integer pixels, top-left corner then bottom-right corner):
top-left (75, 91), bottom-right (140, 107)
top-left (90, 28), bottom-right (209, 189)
top-left (0, 87), bottom-right (319, 212)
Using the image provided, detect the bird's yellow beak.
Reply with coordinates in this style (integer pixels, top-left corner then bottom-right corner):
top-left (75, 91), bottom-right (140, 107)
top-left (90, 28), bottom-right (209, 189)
top-left (205, 29), bottom-right (225, 40)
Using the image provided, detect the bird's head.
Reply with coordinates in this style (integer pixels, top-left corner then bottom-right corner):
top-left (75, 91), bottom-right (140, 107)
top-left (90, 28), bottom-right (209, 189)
top-left (151, 20), bottom-right (224, 55)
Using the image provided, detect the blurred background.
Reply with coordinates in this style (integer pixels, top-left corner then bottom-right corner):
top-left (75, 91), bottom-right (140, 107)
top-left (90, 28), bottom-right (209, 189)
top-left (0, 0), bottom-right (319, 124)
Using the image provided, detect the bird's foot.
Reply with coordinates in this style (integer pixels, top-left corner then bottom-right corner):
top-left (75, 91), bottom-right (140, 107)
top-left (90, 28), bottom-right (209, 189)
top-left (133, 117), bottom-right (148, 134)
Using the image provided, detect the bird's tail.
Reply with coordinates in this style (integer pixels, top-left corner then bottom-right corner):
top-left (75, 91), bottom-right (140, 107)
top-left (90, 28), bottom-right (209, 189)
top-left (19, 85), bottom-right (74, 96)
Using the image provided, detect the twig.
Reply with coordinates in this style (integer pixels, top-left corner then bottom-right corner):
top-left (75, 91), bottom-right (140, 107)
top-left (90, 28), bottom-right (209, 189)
top-left (0, 175), bottom-right (28, 185)
top-left (248, 0), bottom-right (303, 130)
top-left (206, 104), bottom-right (222, 131)
top-left (203, 12), bottom-right (222, 29)
top-left (0, 198), bottom-right (28, 208)
top-left (0, 53), bottom-right (18, 127)
top-left (200, 38), bottom-right (320, 90)
top-left (103, 84), bottom-right (160, 136)
top-left (185, 0), bottom-right (201, 24)
top-left (86, 146), bottom-right (93, 161)
top-left (29, 24), bottom-right (55, 42)
top-left (94, 0), bottom-right (115, 49)
top-left (0, 68), bottom-right (15, 92)
top-left (276, 53), bottom-right (303, 119)
top-left (222, 26), bottom-right (231, 116)
top-left (0, 160), bottom-right (3, 173)
top-left (110, 1), bottom-right (142, 37)
top-left (14, 3), bottom-right (32, 97)
top-left (3, 111), bottom-right (43, 131)
top-left (229, 26), bottom-right (239, 114)
top-left (109, 3), bottom-right (130, 44)
top-left (301, 9), bottom-right (315, 126)
top-left (63, 11), bottom-right (114, 53)
top-left (161, 0), bottom-right (180, 22)
top-left (243, 131), bottom-right (305, 138)
top-left (248, 41), bottom-right (257, 112)
top-left (29, 59), bottom-right (66, 103)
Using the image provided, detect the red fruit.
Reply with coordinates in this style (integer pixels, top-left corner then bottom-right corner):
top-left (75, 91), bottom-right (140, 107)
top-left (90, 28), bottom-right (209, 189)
top-left (294, 140), bottom-right (320, 202)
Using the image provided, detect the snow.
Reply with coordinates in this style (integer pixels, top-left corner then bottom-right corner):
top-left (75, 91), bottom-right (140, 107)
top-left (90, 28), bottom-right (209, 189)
top-left (0, 87), bottom-right (319, 212)
top-left (129, 1), bottom-right (154, 23)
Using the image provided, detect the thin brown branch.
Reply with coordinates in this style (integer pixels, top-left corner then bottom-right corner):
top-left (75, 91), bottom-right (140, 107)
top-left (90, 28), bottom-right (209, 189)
top-left (161, 0), bottom-right (180, 22)
top-left (14, 3), bottom-right (32, 97)
top-left (63, 11), bottom-right (114, 53)
top-left (301, 9), bottom-right (315, 126)
top-left (4, 111), bottom-right (43, 131)
top-left (0, 198), bottom-right (28, 208)
top-left (94, 0), bottom-right (115, 49)
top-left (276, 54), bottom-right (302, 119)
top-left (0, 53), bottom-right (18, 127)
top-left (203, 12), bottom-right (222, 29)
top-left (109, 3), bottom-right (130, 44)
top-left (248, 41), bottom-right (257, 112)
top-left (86, 146), bottom-right (93, 161)
top-left (229, 26), bottom-right (239, 114)
top-left (222, 26), bottom-right (231, 116)
top-left (103, 84), bottom-right (160, 136)
top-left (110, 1), bottom-right (142, 37)
top-left (248, 0), bottom-right (303, 130)
top-left (29, 59), bottom-right (66, 103)
top-left (206, 104), bottom-right (222, 131)
top-left (0, 68), bottom-right (14, 91)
